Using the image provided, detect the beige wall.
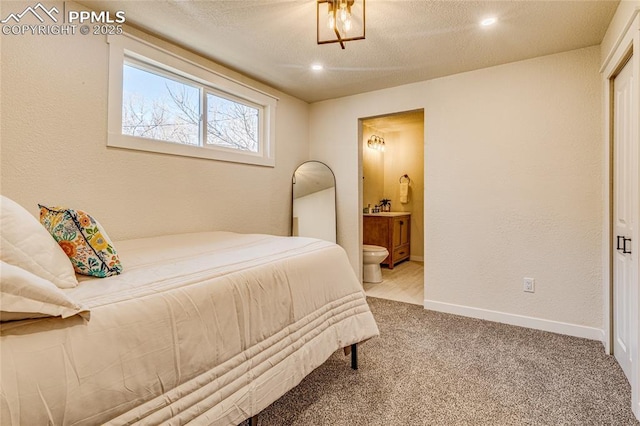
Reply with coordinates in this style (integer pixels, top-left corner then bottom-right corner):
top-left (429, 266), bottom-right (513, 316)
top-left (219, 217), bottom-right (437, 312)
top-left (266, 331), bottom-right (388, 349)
top-left (310, 46), bottom-right (603, 331)
top-left (0, 2), bottom-right (309, 240)
top-left (363, 121), bottom-right (425, 259)
top-left (361, 125), bottom-right (385, 210)
top-left (382, 125), bottom-right (424, 260)
top-left (362, 119), bottom-right (424, 260)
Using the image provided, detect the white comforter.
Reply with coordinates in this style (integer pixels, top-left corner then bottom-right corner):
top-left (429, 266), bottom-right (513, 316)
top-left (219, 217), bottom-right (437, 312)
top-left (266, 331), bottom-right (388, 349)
top-left (0, 232), bottom-right (379, 425)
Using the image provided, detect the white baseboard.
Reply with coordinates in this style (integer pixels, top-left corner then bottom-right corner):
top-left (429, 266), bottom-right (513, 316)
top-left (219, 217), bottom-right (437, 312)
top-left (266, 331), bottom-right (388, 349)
top-left (600, 329), bottom-right (608, 352)
top-left (423, 299), bottom-right (603, 341)
top-left (409, 255), bottom-right (424, 262)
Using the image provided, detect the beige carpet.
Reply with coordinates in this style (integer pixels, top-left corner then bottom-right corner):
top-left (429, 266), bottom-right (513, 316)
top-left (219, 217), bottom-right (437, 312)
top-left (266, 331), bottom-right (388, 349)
top-left (249, 297), bottom-right (638, 425)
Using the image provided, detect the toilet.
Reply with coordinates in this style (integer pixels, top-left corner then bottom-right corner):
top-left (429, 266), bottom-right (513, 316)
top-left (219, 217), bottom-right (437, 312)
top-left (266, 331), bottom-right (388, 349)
top-left (363, 244), bottom-right (389, 283)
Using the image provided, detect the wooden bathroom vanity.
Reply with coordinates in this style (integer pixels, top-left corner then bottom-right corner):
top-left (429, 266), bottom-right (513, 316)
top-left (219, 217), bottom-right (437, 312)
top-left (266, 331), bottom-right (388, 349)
top-left (363, 212), bottom-right (411, 269)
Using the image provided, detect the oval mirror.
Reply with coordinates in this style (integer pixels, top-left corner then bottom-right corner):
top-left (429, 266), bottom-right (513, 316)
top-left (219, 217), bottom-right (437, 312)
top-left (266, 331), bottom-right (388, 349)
top-left (292, 161), bottom-right (336, 243)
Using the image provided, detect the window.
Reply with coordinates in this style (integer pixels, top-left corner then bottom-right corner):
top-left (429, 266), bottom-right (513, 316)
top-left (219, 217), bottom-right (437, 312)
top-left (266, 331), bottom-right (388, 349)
top-left (122, 63), bottom-right (200, 146)
top-left (206, 93), bottom-right (259, 152)
top-left (107, 34), bottom-right (277, 166)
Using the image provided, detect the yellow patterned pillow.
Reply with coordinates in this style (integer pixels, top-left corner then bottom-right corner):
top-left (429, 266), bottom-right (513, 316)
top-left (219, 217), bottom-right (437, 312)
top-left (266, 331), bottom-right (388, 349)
top-left (39, 205), bottom-right (123, 278)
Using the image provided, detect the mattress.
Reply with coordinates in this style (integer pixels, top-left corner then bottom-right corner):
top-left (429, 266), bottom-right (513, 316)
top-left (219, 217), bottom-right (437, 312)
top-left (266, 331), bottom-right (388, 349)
top-left (0, 232), bottom-right (379, 425)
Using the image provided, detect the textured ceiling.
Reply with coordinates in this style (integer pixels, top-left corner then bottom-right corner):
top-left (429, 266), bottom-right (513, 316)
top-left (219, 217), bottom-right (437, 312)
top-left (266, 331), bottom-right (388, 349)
top-left (80, 0), bottom-right (619, 103)
top-left (364, 110), bottom-right (425, 133)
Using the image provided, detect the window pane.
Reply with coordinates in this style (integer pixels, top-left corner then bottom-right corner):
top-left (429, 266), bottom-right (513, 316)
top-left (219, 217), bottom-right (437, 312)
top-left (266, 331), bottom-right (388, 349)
top-left (206, 94), bottom-right (259, 153)
top-left (122, 64), bottom-right (200, 146)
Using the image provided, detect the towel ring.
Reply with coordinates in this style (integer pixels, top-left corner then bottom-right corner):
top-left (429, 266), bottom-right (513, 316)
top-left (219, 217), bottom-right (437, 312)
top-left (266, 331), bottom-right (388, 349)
top-left (399, 174), bottom-right (411, 184)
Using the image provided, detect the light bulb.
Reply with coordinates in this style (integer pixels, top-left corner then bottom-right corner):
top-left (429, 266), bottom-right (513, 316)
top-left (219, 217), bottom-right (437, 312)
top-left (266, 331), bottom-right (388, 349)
top-left (340, 8), bottom-right (348, 23)
top-left (343, 17), bottom-right (351, 32)
top-left (327, 11), bottom-right (335, 29)
top-left (481, 17), bottom-right (497, 27)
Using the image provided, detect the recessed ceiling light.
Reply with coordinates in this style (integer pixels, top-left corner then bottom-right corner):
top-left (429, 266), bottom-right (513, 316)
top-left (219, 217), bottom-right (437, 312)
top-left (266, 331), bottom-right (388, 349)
top-left (481, 17), bottom-right (497, 27)
top-left (311, 64), bottom-right (324, 71)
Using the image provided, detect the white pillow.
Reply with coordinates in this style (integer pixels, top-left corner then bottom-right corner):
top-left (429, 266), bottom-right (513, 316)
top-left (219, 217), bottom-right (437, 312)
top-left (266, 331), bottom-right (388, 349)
top-left (0, 261), bottom-right (88, 321)
top-left (0, 195), bottom-right (78, 288)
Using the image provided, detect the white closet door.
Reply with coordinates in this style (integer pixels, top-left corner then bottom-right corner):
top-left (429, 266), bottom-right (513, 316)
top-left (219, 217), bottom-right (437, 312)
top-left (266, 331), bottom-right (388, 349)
top-left (613, 57), bottom-right (636, 383)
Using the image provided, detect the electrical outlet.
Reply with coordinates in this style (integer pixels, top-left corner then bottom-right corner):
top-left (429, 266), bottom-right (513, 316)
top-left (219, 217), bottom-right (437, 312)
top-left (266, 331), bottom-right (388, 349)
top-left (524, 277), bottom-right (535, 293)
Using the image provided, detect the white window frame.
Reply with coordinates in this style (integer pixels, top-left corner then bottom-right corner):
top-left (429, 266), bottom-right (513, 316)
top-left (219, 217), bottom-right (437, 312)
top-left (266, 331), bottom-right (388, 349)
top-left (107, 34), bottom-right (277, 167)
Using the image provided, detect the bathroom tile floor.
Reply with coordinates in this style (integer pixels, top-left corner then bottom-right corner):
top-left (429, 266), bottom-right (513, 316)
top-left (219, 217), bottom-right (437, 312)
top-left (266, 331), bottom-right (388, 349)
top-left (363, 260), bottom-right (423, 306)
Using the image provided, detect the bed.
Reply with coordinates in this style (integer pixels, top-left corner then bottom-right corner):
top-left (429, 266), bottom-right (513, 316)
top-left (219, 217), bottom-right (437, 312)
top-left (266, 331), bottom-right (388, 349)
top-left (0, 231), bottom-right (379, 425)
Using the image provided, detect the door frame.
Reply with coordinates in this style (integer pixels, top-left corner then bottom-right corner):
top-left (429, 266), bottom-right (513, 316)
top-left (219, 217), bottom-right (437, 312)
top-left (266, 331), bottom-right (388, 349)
top-left (357, 109), bottom-right (425, 283)
top-left (602, 12), bottom-right (640, 419)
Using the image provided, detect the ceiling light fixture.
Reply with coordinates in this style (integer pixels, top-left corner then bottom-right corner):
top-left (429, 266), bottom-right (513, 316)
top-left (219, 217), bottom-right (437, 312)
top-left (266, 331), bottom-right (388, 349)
top-left (317, 0), bottom-right (365, 49)
top-left (481, 17), bottom-right (497, 27)
top-left (311, 64), bottom-right (324, 71)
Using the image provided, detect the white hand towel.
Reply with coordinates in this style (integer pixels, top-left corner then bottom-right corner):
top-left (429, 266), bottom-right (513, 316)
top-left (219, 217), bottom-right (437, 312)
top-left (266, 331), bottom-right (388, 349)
top-left (399, 181), bottom-right (409, 204)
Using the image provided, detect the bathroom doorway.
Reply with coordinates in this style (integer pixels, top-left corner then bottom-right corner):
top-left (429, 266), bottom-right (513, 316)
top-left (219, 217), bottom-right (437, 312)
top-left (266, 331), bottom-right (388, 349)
top-left (360, 110), bottom-right (424, 305)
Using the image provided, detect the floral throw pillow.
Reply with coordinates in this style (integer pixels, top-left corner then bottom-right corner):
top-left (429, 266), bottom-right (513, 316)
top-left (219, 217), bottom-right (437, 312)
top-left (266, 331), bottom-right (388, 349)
top-left (38, 205), bottom-right (123, 278)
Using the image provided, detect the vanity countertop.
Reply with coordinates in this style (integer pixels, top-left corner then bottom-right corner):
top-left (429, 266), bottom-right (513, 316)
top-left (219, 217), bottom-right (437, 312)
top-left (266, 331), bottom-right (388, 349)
top-left (363, 212), bottom-right (411, 217)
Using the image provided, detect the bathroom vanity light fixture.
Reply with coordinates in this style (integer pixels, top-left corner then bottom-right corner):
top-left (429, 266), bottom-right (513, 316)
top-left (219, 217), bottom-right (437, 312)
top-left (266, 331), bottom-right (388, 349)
top-left (317, 0), bottom-right (365, 49)
top-left (367, 135), bottom-right (385, 152)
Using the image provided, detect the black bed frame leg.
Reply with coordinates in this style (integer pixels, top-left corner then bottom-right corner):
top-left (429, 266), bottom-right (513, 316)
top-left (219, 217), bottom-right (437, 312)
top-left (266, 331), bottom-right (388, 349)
top-left (249, 415), bottom-right (257, 426)
top-left (351, 343), bottom-right (358, 370)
